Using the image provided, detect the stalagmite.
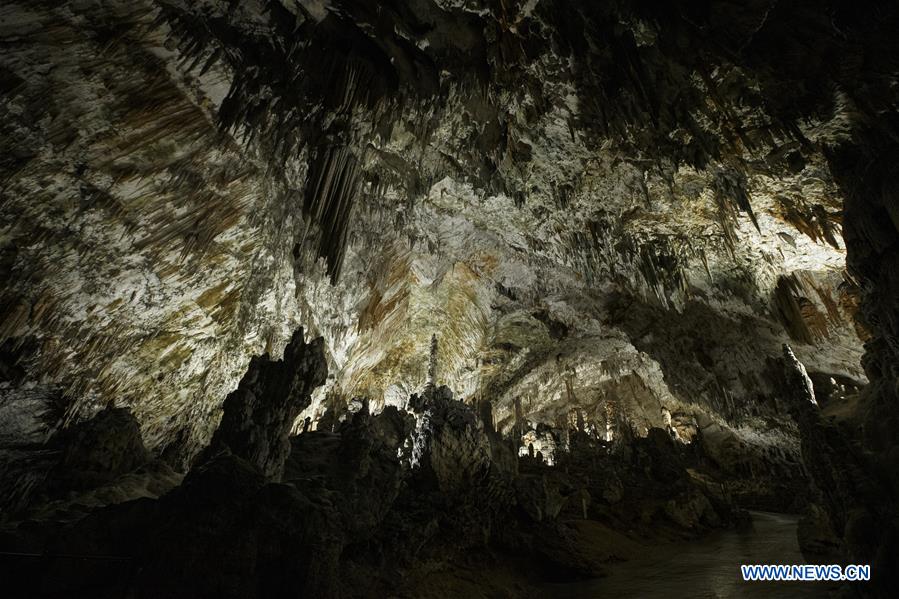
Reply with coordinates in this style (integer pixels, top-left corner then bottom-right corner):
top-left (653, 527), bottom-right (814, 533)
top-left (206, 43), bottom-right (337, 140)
top-left (426, 333), bottom-right (439, 390)
top-left (198, 329), bottom-right (327, 480)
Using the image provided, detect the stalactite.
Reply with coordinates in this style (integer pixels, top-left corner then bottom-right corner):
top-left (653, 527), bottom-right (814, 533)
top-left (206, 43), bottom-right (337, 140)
top-left (0, 2), bottom-right (884, 541)
top-left (302, 146), bottom-right (363, 282)
top-left (711, 166), bottom-right (759, 252)
top-left (776, 195), bottom-right (842, 249)
top-left (772, 275), bottom-right (818, 344)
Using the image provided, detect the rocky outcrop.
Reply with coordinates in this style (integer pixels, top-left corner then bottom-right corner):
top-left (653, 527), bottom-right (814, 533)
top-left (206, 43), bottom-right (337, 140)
top-left (829, 100), bottom-right (899, 597)
top-left (410, 385), bottom-right (494, 493)
top-left (783, 344), bottom-right (898, 596)
top-left (198, 328), bottom-right (327, 480)
top-left (0, 402), bottom-right (182, 530)
top-left (50, 405), bottom-right (150, 492)
top-left (0, 372), bottom-right (740, 598)
top-left (797, 502), bottom-right (842, 563)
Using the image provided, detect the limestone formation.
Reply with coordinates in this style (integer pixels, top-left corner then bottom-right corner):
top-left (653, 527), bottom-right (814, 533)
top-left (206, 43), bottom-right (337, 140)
top-left (199, 328), bottom-right (327, 480)
top-left (784, 343), bottom-right (898, 593)
top-left (411, 385), bottom-right (492, 493)
top-left (51, 405), bottom-right (151, 491)
top-left (1, 0), bottom-right (898, 596)
top-left (0, 0), bottom-right (871, 460)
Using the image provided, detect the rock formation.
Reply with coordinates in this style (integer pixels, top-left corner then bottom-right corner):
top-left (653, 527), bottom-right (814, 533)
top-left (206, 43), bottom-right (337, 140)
top-left (0, 337), bottom-right (744, 598)
top-left (0, 0), bottom-right (872, 460)
top-left (784, 344), bottom-right (898, 594)
top-left (1, 0), bottom-right (898, 596)
top-left (198, 328), bottom-right (327, 479)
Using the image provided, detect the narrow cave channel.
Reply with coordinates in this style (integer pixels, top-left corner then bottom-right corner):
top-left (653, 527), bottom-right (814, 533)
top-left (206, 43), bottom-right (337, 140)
top-left (1, 1), bottom-right (897, 598)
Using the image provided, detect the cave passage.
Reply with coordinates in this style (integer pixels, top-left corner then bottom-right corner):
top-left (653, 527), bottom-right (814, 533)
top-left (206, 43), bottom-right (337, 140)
top-left (1, 1), bottom-right (897, 598)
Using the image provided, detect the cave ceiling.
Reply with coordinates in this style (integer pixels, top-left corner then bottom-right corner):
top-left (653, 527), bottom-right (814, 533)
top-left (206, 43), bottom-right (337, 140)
top-left (2, 0), bottom-right (896, 456)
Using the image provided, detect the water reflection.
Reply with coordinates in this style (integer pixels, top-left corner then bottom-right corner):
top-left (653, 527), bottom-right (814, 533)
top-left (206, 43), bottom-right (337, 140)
top-left (545, 511), bottom-right (842, 598)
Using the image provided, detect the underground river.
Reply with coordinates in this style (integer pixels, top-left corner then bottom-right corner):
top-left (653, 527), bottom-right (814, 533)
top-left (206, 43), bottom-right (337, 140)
top-left (545, 511), bottom-right (845, 598)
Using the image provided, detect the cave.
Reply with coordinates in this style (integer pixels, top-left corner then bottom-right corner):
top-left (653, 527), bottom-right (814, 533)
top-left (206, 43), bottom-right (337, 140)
top-left (0, 1), bottom-right (897, 597)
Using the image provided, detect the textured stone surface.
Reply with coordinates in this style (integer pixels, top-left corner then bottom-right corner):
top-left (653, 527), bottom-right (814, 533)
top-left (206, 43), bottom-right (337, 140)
top-left (411, 385), bottom-right (493, 493)
top-left (0, 403), bottom-right (180, 522)
top-left (784, 344), bottom-right (899, 594)
top-left (1, 1), bottom-right (899, 595)
top-left (199, 328), bottom-right (327, 479)
top-left (52, 405), bottom-right (150, 489)
top-left (0, 0), bottom-right (876, 466)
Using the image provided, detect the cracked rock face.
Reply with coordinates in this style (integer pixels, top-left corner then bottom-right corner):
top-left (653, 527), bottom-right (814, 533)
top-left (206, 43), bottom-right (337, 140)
top-left (0, 0), bottom-right (881, 470)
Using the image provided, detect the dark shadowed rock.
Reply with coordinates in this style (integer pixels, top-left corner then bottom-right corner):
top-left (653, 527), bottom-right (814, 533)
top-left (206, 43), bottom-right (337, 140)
top-left (198, 328), bottom-right (328, 480)
top-left (783, 343), bottom-right (898, 595)
top-left (411, 385), bottom-right (492, 494)
top-left (50, 406), bottom-right (150, 493)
